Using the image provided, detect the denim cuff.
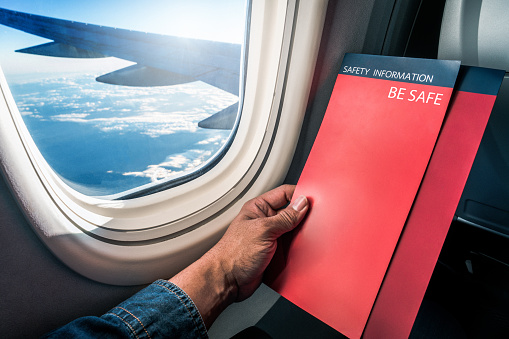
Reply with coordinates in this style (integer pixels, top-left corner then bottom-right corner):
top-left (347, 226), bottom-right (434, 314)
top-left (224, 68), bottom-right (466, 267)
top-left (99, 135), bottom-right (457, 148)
top-left (105, 279), bottom-right (208, 338)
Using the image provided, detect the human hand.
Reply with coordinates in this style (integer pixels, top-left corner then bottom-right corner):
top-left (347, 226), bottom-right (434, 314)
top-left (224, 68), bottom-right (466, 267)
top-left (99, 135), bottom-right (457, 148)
top-left (169, 185), bottom-right (308, 328)
top-left (211, 184), bottom-right (309, 301)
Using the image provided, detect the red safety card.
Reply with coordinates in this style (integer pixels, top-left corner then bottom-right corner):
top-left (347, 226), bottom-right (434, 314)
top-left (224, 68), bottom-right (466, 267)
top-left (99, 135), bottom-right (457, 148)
top-left (363, 65), bottom-right (505, 339)
top-left (266, 54), bottom-right (460, 338)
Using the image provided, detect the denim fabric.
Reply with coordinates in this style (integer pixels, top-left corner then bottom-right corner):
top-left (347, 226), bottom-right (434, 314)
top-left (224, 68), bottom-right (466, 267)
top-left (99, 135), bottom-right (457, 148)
top-left (42, 280), bottom-right (208, 338)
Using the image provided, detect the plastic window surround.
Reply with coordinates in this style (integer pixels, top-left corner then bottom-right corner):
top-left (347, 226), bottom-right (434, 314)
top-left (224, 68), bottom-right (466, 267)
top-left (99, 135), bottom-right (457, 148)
top-left (0, 0), bottom-right (328, 285)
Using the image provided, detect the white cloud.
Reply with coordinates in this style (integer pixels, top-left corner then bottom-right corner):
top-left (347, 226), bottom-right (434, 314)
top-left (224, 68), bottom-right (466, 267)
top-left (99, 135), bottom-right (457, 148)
top-left (51, 113), bottom-right (90, 122)
top-left (13, 74), bottom-right (239, 138)
top-left (123, 166), bottom-right (177, 182)
top-left (122, 147), bottom-right (219, 182)
top-left (100, 125), bottom-right (127, 132)
top-left (6, 72), bottom-right (237, 194)
top-left (160, 154), bottom-right (190, 169)
top-left (197, 135), bottom-right (226, 145)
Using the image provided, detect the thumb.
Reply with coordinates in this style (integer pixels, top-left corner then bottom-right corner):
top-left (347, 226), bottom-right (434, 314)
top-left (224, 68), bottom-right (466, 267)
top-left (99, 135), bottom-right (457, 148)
top-left (267, 195), bottom-right (309, 237)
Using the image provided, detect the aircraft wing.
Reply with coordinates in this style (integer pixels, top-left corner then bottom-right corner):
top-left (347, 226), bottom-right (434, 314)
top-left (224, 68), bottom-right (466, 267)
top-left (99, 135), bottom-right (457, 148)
top-left (0, 7), bottom-right (242, 129)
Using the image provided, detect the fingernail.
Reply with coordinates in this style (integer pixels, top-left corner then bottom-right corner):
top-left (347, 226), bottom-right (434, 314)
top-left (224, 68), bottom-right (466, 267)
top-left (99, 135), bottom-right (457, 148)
top-left (292, 195), bottom-right (308, 212)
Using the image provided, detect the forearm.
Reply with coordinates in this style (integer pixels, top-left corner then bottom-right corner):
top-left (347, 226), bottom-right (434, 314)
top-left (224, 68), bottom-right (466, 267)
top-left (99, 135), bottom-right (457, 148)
top-left (169, 247), bottom-right (238, 329)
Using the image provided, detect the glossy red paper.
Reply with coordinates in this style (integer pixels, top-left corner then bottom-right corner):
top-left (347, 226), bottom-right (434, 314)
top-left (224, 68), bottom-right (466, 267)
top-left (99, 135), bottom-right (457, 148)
top-left (267, 54), bottom-right (460, 338)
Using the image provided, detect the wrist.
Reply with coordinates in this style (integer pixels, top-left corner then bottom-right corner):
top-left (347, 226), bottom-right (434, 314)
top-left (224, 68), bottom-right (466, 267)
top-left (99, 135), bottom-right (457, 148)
top-left (203, 248), bottom-right (238, 307)
top-left (169, 247), bottom-right (238, 328)
top-left (214, 248), bottom-right (239, 303)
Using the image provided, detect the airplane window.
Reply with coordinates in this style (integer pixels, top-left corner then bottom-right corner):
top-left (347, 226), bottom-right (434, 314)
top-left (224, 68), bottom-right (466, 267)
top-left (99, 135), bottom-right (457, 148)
top-left (0, 0), bottom-right (247, 197)
top-left (0, 0), bottom-right (328, 284)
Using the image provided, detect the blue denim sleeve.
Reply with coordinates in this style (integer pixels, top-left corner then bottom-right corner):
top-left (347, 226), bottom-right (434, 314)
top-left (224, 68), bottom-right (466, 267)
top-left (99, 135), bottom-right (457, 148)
top-left (41, 279), bottom-right (208, 338)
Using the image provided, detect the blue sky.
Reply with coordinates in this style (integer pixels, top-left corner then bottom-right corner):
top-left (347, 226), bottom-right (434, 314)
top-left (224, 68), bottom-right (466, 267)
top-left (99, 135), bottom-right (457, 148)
top-left (0, 0), bottom-right (245, 39)
top-left (0, 0), bottom-right (246, 74)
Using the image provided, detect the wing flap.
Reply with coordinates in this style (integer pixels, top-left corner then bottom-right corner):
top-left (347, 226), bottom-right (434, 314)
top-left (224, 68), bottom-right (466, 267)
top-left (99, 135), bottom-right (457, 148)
top-left (96, 64), bottom-right (196, 87)
top-left (198, 102), bottom-right (239, 130)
